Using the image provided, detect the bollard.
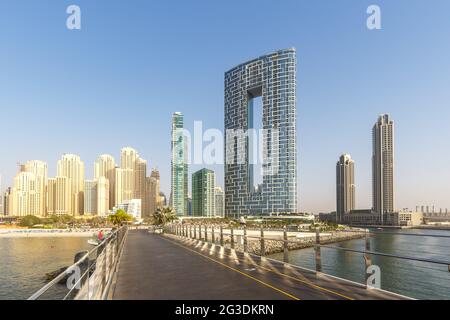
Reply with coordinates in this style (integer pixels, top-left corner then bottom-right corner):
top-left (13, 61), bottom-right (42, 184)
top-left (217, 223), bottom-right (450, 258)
top-left (230, 227), bottom-right (235, 249)
top-left (283, 226), bottom-right (289, 263)
top-left (243, 225), bottom-right (248, 253)
top-left (220, 226), bottom-right (224, 246)
top-left (260, 227), bottom-right (265, 256)
top-left (315, 228), bottom-right (322, 273)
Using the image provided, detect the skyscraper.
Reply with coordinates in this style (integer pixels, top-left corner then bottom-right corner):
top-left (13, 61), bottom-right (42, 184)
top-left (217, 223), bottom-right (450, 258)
top-left (94, 154), bottom-right (116, 209)
top-left (372, 114), bottom-right (395, 223)
top-left (135, 157), bottom-right (147, 210)
top-left (11, 171), bottom-right (39, 216)
top-left (57, 154), bottom-right (85, 216)
top-left (144, 169), bottom-right (161, 217)
top-left (96, 176), bottom-right (110, 216)
top-left (24, 160), bottom-right (48, 216)
top-left (84, 177), bottom-right (110, 216)
top-left (84, 180), bottom-right (98, 216)
top-left (192, 168), bottom-right (215, 217)
top-left (117, 147), bottom-right (138, 203)
top-left (214, 186), bottom-right (225, 217)
top-left (336, 154), bottom-right (355, 222)
top-left (47, 176), bottom-right (72, 216)
top-left (171, 112), bottom-right (188, 216)
top-left (224, 48), bottom-right (297, 217)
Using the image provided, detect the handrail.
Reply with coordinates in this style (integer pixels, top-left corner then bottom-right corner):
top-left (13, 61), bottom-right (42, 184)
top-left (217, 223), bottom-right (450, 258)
top-left (168, 224), bottom-right (450, 269)
top-left (28, 226), bottom-right (128, 300)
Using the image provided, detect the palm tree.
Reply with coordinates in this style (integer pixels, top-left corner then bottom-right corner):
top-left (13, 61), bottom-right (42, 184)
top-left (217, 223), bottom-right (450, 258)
top-left (152, 207), bottom-right (178, 226)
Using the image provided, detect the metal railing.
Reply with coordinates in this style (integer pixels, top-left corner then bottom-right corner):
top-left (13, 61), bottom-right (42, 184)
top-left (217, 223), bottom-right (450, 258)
top-left (28, 226), bottom-right (128, 300)
top-left (164, 224), bottom-right (450, 283)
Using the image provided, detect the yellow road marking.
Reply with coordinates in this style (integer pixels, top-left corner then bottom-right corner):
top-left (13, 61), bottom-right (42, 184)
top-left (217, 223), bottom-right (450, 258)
top-left (171, 235), bottom-right (355, 301)
top-left (161, 236), bottom-right (301, 300)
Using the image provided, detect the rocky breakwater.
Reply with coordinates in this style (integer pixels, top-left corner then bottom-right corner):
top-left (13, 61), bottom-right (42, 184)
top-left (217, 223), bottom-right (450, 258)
top-left (225, 230), bottom-right (368, 255)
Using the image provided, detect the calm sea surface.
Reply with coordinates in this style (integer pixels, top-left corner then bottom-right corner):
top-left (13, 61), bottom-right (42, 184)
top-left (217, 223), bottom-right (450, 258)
top-left (0, 236), bottom-right (91, 300)
top-left (270, 228), bottom-right (450, 299)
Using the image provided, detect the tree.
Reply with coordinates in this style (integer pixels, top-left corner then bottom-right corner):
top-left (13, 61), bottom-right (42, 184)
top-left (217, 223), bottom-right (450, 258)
top-left (152, 207), bottom-right (178, 226)
top-left (19, 215), bottom-right (42, 227)
top-left (108, 209), bottom-right (133, 226)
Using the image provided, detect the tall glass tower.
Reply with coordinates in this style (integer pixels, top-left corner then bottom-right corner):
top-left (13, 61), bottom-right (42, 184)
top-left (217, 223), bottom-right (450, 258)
top-left (171, 112), bottom-right (188, 216)
top-left (372, 114), bottom-right (395, 223)
top-left (224, 48), bottom-right (297, 217)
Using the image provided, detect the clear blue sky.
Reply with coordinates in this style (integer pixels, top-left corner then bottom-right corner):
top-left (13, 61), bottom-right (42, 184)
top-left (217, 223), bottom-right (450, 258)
top-left (1, 0), bottom-right (450, 213)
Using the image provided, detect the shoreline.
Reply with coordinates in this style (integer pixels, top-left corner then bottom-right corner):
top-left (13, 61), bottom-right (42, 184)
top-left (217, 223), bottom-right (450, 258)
top-left (0, 228), bottom-right (105, 238)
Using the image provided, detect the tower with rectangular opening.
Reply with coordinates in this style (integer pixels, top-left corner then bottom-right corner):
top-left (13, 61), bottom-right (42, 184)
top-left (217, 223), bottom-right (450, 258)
top-left (224, 48), bottom-right (297, 217)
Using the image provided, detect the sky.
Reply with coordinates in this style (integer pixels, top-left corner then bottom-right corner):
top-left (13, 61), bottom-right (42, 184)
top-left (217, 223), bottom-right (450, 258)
top-left (1, 0), bottom-right (450, 213)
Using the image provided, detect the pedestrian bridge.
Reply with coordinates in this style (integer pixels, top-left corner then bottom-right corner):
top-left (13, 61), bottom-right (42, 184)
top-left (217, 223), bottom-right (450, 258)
top-left (110, 229), bottom-right (407, 300)
top-left (30, 226), bottom-right (450, 300)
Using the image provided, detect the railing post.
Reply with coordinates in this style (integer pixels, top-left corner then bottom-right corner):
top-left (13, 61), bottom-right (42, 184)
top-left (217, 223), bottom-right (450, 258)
top-left (230, 227), bottom-right (235, 249)
top-left (283, 226), bottom-right (289, 263)
top-left (315, 227), bottom-right (322, 274)
top-left (243, 225), bottom-right (248, 253)
top-left (199, 225), bottom-right (202, 241)
top-left (194, 224), bottom-right (197, 239)
top-left (189, 225), bottom-right (192, 239)
top-left (205, 225), bottom-right (208, 242)
top-left (260, 227), bottom-right (265, 256)
top-left (364, 230), bottom-right (372, 284)
top-left (211, 226), bottom-right (215, 244)
top-left (220, 226), bottom-right (224, 246)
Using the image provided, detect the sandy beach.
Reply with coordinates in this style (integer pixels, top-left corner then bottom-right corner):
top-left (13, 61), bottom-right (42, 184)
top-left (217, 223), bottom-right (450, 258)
top-left (0, 229), bottom-right (105, 238)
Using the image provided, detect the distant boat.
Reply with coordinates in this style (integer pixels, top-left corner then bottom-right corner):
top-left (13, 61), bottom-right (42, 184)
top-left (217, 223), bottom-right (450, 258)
top-left (87, 239), bottom-right (99, 246)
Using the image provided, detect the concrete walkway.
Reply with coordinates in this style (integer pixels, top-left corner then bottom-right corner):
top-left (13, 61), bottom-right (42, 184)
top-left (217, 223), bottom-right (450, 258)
top-left (112, 229), bottom-right (408, 300)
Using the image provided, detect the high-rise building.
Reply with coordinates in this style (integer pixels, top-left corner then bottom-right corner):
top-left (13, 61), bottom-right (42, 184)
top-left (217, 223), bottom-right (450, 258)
top-left (171, 112), bottom-right (188, 216)
top-left (336, 154), bottom-right (355, 222)
top-left (11, 171), bottom-right (39, 216)
top-left (136, 157), bottom-right (147, 211)
top-left (117, 147), bottom-right (137, 203)
top-left (84, 180), bottom-right (98, 216)
top-left (159, 192), bottom-right (167, 207)
top-left (3, 187), bottom-right (12, 215)
top-left (57, 154), bottom-right (85, 216)
top-left (144, 169), bottom-right (161, 217)
top-left (97, 176), bottom-right (110, 216)
top-left (214, 186), bottom-right (225, 217)
top-left (84, 177), bottom-right (110, 216)
top-left (224, 48), bottom-right (297, 217)
top-left (192, 168), bottom-right (215, 217)
top-left (24, 160), bottom-right (48, 216)
top-left (115, 147), bottom-right (147, 208)
top-left (47, 176), bottom-right (72, 216)
top-left (94, 154), bottom-right (116, 209)
top-left (372, 114), bottom-right (395, 223)
top-left (9, 161), bottom-right (48, 217)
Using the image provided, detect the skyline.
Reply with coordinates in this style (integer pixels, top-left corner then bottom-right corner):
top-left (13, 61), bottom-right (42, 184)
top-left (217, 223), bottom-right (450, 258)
top-left (1, 1), bottom-right (450, 213)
